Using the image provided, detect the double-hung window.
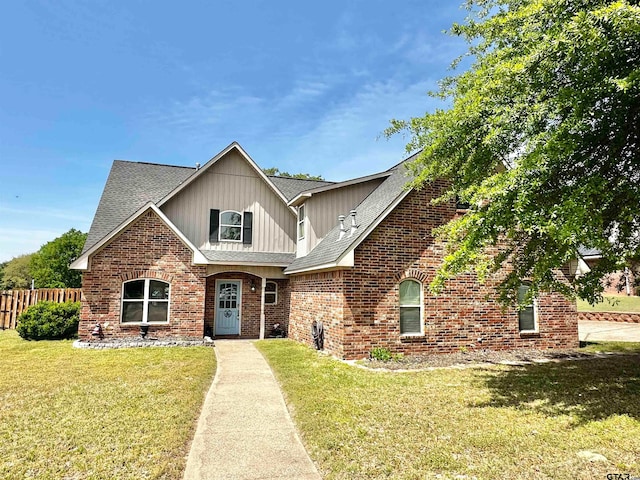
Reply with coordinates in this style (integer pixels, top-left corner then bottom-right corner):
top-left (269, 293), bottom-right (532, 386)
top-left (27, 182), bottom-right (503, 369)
top-left (219, 210), bottom-right (243, 241)
top-left (517, 283), bottom-right (538, 332)
top-left (399, 279), bottom-right (423, 335)
top-left (297, 205), bottom-right (305, 240)
top-left (264, 281), bottom-right (277, 305)
top-left (121, 279), bottom-right (170, 324)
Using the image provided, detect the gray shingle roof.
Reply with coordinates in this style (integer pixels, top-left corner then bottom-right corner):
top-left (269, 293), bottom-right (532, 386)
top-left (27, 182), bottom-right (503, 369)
top-left (201, 251), bottom-right (295, 265)
top-left (285, 155), bottom-right (417, 273)
top-left (83, 161), bottom-right (195, 253)
top-left (268, 176), bottom-right (334, 201)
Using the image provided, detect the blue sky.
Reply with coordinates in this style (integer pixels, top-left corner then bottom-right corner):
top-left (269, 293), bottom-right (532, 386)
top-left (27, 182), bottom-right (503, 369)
top-left (0, 1), bottom-right (469, 262)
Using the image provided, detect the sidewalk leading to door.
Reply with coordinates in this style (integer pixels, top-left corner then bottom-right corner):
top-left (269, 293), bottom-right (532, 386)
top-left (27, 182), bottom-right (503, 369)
top-left (183, 340), bottom-right (322, 480)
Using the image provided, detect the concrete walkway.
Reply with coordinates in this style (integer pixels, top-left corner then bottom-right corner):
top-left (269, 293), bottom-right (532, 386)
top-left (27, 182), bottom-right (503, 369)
top-left (183, 340), bottom-right (322, 480)
top-left (579, 319), bottom-right (640, 343)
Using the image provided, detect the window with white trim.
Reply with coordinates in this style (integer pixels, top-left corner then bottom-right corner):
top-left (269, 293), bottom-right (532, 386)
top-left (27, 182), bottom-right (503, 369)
top-left (121, 279), bottom-right (170, 324)
top-left (297, 205), bottom-right (305, 239)
top-left (265, 281), bottom-right (277, 305)
top-left (517, 283), bottom-right (538, 332)
top-left (219, 210), bottom-right (243, 241)
top-left (399, 279), bottom-right (422, 335)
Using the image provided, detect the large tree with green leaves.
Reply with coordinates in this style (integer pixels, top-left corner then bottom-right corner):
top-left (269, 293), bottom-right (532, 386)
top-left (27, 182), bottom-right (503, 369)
top-left (30, 229), bottom-right (87, 288)
top-left (388, 0), bottom-right (640, 305)
top-left (1, 254), bottom-right (33, 290)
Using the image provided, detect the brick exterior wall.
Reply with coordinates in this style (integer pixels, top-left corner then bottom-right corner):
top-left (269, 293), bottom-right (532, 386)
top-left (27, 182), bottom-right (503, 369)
top-left (289, 183), bottom-right (579, 360)
top-left (264, 279), bottom-right (290, 337)
top-left (204, 274), bottom-right (290, 338)
top-left (577, 311), bottom-right (640, 323)
top-left (80, 210), bottom-right (207, 341)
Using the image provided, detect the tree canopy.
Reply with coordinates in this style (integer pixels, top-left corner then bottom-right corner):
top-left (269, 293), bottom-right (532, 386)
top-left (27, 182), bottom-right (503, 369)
top-left (388, 0), bottom-right (640, 305)
top-left (1, 254), bottom-right (33, 290)
top-left (263, 167), bottom-right (325, 181)
top-left (30, 229), bottom-right (87, 288)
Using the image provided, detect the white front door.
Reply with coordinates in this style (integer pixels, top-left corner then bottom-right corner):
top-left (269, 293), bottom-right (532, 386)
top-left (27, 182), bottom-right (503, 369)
top-left (215, 280), bottom-right (241, 335)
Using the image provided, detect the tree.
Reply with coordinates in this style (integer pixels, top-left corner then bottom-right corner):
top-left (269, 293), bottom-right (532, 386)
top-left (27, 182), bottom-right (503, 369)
top-left (30, 229), bottom-right (87, 288)
top-left (0, 261), bottom-right (6, 288)
top-left (263, 167), bottom-right (325, 181)
top-left (1, 254), bottom-right (33, 290)
top-left (387, 0), bottom-right (640, 305)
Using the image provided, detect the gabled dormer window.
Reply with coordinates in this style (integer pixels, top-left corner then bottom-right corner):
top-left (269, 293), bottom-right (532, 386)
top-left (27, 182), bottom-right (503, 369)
top-left (297, 205), bottom-right (305, 240)
top-left (210, 209), bottom-right (253, 244)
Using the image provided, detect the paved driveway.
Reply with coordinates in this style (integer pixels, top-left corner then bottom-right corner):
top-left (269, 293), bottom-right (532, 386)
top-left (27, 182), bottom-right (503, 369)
top-left (578, 320), bottom-right (640, 343)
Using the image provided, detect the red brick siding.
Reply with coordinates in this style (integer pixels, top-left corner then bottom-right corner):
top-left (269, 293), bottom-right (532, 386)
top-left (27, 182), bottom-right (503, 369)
top-left (289, 183), bottom-right (578, 359)
top-left (578, 311), bottom-right (640, 323)
top-left (80, 210), bottom-right (207, 340)
top-left (289, 271), bottom-right (346, 358)
top-left (205, 274), bottom-right (290, 338)
top-left (264, 279), bottom-right (290, 336)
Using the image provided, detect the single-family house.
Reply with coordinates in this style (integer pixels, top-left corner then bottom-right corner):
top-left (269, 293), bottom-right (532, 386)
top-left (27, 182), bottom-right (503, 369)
top-left (71, 142), bottom-right (578, 359)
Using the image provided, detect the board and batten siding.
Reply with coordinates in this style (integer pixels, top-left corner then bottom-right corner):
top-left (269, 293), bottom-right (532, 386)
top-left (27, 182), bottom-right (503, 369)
top-left (161, 150), bottom-right (297, 253)
top-left (305, 178), bottom-right (384, 252)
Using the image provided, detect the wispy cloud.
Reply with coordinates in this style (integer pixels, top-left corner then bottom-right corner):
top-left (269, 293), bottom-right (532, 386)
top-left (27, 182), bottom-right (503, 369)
top-left (0, 227), bottom-right (65, 262)
top-left (0, 205), bottom-right (91, 223)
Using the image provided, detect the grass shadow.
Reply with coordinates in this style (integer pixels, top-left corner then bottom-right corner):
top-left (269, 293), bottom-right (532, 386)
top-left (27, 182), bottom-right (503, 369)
top-left (475, 354), bottom-right (640, 424)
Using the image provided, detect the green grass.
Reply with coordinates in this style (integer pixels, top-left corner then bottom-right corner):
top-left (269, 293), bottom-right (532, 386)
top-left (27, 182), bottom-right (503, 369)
top-left (0, 330), bottom-right (215, 480)
top-left (580, 341), bottom-right (640, 354)
top-left (577, 294), bottom-right (640, 312)
top-left (256, 339), bottom-right (640, 480)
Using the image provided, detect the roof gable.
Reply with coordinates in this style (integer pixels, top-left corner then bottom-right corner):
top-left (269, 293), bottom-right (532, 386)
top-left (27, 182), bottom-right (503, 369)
top-left (72, 203), bottom-right (207, 270)
top-left (285, 153), bottom-right (419, 274)
top-left (157, 142), bottom-right (293, 213)
top-left (83, 161), bottom-right (194, 253)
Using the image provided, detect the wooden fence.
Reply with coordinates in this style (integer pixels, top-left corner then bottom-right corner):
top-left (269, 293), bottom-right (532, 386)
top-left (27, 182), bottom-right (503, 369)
top-left (0, 288), bottom-right (82, 330)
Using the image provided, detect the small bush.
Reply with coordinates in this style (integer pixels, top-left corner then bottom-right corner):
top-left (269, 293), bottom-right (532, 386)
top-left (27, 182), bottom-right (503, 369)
top-left (16, 301), bottom-right (80, 340)
top-left (370, 347), bottom-right (393, 362)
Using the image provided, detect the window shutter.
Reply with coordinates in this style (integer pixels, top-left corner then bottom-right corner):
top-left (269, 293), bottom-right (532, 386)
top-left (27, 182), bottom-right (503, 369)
top-left (209, 209), bottom-right (220, 243)
top-left (243, 212), bottom-right (253, 245)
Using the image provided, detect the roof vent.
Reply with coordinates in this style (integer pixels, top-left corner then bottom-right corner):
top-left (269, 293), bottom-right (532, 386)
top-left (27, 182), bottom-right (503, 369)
top-left (195, 162), bottom-right (201, 170)
top-left (349, 210), bottom-right (358, 236)
top-left (338, 215), bottom-right (347, 240)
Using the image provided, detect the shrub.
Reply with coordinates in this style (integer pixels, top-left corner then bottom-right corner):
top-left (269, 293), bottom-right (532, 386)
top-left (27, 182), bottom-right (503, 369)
top-left (370, 347), bottom-right (393, 362)
top-left (16, 301), bottom-right (80, 340)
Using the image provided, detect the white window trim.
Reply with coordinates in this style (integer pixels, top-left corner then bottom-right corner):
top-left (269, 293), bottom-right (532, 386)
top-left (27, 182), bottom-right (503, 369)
top-left (265, 281), bottom-right (278, 305)
top-left (297, 205), bottom-right (306, 240)
top-left (518, 283), bottom-right (539, 334)
top-left (121, 278), bottom-right (171, 324)
top-left (219, 210), bottom-right (243, 243)
top-left (399, 279), bottom-right (424, 336)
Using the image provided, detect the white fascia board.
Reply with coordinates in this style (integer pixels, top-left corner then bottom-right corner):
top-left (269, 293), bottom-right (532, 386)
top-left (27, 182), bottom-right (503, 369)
top-left (70, 203), bottom-right (207, 271)
top-left (287, 171), bottom-right (392, 207)
top-left (284, 251), bottom-right (355, 275)
top-left (156, 142), bottom-right (296, 216)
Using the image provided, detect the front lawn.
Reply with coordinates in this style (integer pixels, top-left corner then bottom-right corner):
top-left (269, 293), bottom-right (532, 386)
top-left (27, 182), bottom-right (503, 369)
top-left (577, 294), bottom-right (640, 312)
top-left (256, 340), bottom-right (640, 480)
top-left (0, 330), bottom-right (215, 480)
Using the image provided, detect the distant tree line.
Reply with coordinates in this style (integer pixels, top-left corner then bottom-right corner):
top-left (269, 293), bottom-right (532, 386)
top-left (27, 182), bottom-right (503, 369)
top-left (0, 229), bottom-right (86, 290)
top-left (262, 167), bottom-right (324, 181)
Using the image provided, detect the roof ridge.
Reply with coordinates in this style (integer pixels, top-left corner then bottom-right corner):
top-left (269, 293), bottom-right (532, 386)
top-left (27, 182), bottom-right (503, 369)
top-left (113, 159), bottom-right (196, 170)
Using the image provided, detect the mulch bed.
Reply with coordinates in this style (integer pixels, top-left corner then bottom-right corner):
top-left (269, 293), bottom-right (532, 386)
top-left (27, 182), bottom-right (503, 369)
top-left (361, 348), bottom-right (603, 370)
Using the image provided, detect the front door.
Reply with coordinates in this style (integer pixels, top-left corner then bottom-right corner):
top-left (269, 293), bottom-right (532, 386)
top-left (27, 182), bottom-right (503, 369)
top-left (215, 280), bottom-right (241, 335)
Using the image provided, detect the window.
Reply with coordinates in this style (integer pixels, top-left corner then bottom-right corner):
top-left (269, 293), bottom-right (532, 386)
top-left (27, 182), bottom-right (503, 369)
top-left (265, 281), bottom-right (277, 305)
top-left (220, 210), bottom-right (243, 241)
top-left (517, 283), bottom-right (538, 332)
top-left (121, 279), bottom-right (170, 323)
top-left (297, 205), bottom-right (305, 239)
top-left (399, 279), bottom-right (422, 335)
top-left (210, 209), bottom-right (253, 244)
